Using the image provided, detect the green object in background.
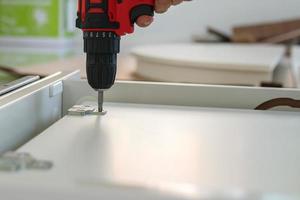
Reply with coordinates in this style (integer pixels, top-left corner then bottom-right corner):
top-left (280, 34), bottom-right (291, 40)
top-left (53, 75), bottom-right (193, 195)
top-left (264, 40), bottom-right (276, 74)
top-left (0, 0), bottom-right (76, 38)
top-left (0, 72), bottom-right (15, 84)
top-left (0, 0), bottom-right (78, 83)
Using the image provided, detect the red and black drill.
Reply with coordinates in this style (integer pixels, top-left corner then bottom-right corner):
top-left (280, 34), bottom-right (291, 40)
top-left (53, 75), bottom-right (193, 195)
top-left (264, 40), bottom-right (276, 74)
top-left (76, 0), bottom-right (154, 112)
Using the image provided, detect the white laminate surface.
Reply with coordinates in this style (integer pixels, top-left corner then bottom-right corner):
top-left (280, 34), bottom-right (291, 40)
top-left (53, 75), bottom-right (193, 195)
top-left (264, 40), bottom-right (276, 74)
top-left (132, 44), bottom-right (285, 72)
top-left (1, 103), bottom-right (300, 199)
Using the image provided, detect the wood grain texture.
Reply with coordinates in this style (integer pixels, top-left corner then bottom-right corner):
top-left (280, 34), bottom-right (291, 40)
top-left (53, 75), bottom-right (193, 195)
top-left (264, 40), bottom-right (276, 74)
top-left (233, 18), bottom-right (300, 42)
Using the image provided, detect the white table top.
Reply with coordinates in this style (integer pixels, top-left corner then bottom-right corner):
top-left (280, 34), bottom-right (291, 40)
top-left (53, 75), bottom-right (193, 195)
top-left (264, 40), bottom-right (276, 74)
top-left (1, 103), bottom-right (300, 199)
top-left (132, 44), bottom-right (285, 72)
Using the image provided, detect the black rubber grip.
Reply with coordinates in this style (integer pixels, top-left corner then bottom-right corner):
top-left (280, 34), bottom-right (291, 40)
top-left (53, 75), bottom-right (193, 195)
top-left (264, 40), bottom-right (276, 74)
top-left (84, 31), bottom-right (120, 90)
top-left (86, 53), bottom-right (117, 90)
top-left (130, 4), bottom-right (154, 24)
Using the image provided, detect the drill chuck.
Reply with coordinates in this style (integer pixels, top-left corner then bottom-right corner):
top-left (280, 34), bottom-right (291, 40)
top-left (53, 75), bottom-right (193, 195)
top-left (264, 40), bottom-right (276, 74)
top-left (84, 31), bottom-right (120, 90)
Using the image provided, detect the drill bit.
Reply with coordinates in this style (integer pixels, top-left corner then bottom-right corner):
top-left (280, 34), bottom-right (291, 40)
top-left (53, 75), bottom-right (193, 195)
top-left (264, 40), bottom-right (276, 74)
top-left (98, 90), bottom-right (104, 113)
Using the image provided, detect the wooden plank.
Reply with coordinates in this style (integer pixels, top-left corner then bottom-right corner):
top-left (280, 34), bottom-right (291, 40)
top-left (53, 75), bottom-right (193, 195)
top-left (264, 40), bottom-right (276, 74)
top-left (233, 19), bottom-right (300, 42)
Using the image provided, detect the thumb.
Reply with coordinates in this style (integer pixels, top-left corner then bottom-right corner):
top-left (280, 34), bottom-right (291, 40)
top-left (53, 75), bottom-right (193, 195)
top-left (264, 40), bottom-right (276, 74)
top-left (136, 15), bottom-right (154, 27)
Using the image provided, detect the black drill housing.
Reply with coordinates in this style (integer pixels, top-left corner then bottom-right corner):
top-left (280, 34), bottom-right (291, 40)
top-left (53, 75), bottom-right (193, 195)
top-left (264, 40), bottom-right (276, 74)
top-left (84, 31), bottom-right (120, 90)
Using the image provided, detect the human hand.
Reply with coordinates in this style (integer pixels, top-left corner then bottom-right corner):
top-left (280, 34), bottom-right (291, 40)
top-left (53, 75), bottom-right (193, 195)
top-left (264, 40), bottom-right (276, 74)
top-left (136, 0), bottom-right (185, 27)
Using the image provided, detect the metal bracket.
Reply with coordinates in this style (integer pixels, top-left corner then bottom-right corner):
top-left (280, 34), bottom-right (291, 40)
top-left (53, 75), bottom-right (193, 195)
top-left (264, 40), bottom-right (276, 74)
top-left (0, 152), bottom-right (53, 172)
top-left (68, 105), bottom-right (107, 116)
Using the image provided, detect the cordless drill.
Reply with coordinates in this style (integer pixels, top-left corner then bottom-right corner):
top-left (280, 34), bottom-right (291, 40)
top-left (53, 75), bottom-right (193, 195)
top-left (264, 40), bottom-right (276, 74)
top-left (76, 0), bottom-right (154, 112)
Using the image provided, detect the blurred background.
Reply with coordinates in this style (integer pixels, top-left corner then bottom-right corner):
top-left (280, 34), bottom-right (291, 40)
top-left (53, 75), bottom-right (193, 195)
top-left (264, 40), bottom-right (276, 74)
top-left (1, 0), bottom-right (300, 88)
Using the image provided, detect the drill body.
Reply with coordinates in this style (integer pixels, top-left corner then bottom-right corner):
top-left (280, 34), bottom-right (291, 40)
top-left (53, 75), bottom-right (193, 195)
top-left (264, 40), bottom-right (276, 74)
top-left (76, 0), bottom-right (154, 90)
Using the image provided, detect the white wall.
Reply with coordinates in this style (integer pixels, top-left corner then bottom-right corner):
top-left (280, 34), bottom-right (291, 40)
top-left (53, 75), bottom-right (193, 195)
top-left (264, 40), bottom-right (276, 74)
top-left (122, 0), bottom-right (300, 49)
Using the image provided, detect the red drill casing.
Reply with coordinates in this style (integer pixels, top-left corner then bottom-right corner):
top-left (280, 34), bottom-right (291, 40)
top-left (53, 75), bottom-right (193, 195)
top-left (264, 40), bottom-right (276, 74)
top-left (76, 0), bottom-right (155, 36)
top-left (76, 0), bottom-right (154, 90)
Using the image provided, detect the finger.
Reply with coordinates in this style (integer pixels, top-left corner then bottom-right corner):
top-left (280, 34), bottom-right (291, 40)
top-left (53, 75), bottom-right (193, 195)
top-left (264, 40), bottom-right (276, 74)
top-left (136, 15), bottom-right (154, 27)
top-left (171, 0), bottom-right (184, 5)
top-left (155, 0), bottom-right (172, 13)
